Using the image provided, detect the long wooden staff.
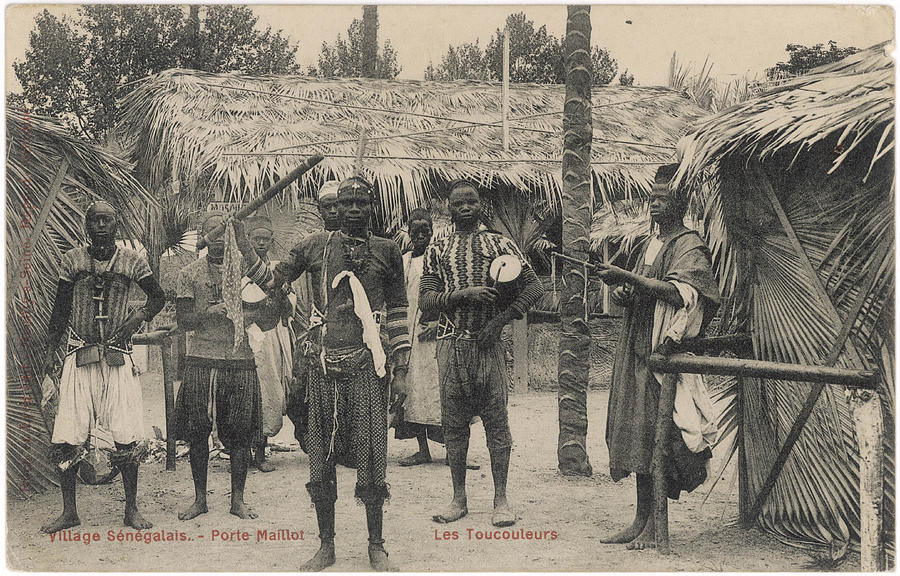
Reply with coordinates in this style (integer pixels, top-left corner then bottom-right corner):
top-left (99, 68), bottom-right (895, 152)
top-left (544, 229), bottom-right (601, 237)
top-left (197, 153), bottom-right (324, 249)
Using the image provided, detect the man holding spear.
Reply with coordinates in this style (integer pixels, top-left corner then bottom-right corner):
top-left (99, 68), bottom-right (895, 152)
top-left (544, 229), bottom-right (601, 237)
top-left (243, 176), bottom-right (410, 571)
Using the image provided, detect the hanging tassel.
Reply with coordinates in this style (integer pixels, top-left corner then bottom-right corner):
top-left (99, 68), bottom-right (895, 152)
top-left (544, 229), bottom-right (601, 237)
top-left (222, 220), bottom-right (245, 353)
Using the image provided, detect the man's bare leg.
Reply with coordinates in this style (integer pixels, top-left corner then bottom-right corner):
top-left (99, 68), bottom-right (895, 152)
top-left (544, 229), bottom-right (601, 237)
top-left (433, 435), bottom-right (468, 523)
top-left (179, 438), bottom-right (209, 520)
top-left (117, 443), bottom-right (152, 529)
top-left (42, 461), bottom-right (80, 533)
top-left (399, 430), bottom-right (431, 466)
top-left (600, 473), bottom-right (652, 543)
top-left (626, 512), bottom-right (656, 550)
top-left (254, 437), bottom-right (275, 472)
top-left (229, 446), bottom-right (257, 519)
top-left (489, 446), bottom-right (515, 527)
top-left (302, 501), bottom-right (336, 571)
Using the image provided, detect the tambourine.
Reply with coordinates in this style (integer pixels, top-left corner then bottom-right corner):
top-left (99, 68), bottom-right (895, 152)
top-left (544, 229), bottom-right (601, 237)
top-left (489, 254), bottom-right (524, 309)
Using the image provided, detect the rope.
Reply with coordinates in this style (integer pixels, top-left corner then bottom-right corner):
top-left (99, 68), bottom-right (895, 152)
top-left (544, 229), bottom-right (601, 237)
top-left (223, 152), bottom-right (671, 165)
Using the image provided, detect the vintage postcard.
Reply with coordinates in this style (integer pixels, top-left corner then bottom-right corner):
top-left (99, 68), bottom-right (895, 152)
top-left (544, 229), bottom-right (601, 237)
top-left (5, 3), bottom-right (895, 572)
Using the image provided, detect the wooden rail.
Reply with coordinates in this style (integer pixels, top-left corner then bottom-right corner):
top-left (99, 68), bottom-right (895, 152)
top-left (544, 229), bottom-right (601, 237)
top-left (647, 350), bottom-right (884, 568)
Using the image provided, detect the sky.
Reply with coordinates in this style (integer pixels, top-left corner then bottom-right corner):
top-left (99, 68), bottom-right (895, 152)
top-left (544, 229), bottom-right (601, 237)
top-left (4, 3), bottom-right (895, 90)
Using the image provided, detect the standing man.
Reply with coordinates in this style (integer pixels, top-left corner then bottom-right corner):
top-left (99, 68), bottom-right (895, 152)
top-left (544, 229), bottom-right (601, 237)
top-left (287, 180), bottom-right (341, 451)
top-left (244, 215), bottom-right (294, 473)
top-left (41, 200), bottom-right (166, 533)
top-left (245, 176), bottom-right (410, 571)
top-left (174, 211), bottom-right (281, 521)
top-left (393, 208), bottom-right (444, 465)
top-left (597, 164), bottom-right (720, 550)
top-left (420, 180), bottom-right (543, 527)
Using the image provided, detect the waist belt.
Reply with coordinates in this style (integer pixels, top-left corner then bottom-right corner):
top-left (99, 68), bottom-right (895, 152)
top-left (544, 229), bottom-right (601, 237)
top-left (65, 331), bottom-right (131, 367)
top-left (436, 314), bottom-right (477, 341)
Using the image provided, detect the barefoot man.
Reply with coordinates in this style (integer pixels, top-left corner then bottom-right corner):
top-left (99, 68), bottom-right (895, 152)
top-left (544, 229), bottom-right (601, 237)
top-left (41, 200), bottom-right (166, 533)
top-left (174, 211), bottom-right (282, 520)
top-left (420, 180), bottom-right (543, 527)
top-left (247, 176), bottom-right (411, 571)
top-left (597, 164), bottom-right (720, 549)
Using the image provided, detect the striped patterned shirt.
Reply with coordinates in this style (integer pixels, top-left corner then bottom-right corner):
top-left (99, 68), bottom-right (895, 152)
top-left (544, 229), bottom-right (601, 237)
top-left (58, 246), bottom-right (152, 343)
top-left (419, 230), bottom-right (543, 334)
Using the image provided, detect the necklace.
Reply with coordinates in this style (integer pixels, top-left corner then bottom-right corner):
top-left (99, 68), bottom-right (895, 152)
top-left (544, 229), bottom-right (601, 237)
top-left (338, 231), bottom-right (372, 275)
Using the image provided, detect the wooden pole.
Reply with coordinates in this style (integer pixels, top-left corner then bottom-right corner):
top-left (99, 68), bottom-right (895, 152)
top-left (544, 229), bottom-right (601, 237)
top-left (161, 337), bottom-right (177, 471)
top-left (197, 154), bottom-right (323, 248)
top-left (736, 376), bottom-right (751, 527)
top-left (502, 29), bottom-right (510, 153)
top-left (652, 373), bottom-right (678, 554)
top-left (648, 353), bottom-right (878, 389)
top-left (851, 388), bottom-right (885, 571)
top-left (501, 27), bottom-right (528, 395)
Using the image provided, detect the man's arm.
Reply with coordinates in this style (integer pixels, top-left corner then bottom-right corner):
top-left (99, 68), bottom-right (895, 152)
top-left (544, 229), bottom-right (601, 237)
top-left (175, 298), bottom-right (218, 332)
top-left (46, 280), bottom-right (74, 354)
top-left (595, 263), bottom-right (683, 308)
top-left (419, 243), bottom-right (497, 314)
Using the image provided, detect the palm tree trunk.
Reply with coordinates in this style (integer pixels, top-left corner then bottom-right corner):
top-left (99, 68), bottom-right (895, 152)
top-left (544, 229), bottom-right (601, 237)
top-left (361, 6), bottom-right (378, 78)
top-left (557, 5), bottom-right (593, 476)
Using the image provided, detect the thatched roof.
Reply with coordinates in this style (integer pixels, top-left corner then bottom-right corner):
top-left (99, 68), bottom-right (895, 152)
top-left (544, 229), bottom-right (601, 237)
top-left (118, 69), bottom-right (707, 230)
top-left (675, 41), bottom-right (893, 186)
top-left (6, 109), bottom-right (156, 498)
top-left (670, 43), bottom-right (895, 554)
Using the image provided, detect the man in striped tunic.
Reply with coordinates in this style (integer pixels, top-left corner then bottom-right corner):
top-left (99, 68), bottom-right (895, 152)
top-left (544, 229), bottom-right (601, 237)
top-left (420, 180), bottom-right (543, 528)
top-left (244, 177), bottom-right (410, 571)
top-left (42, 200), bottom-right (166, 533)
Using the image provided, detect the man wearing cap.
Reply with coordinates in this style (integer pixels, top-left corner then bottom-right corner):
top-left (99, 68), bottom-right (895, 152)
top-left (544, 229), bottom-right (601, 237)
top-left (242, 176), bottom-right (410, 571)
top-left (596, 164), bottom-right (720, 549)
top-left (286, 180), bottom-right (341, 452)
top-left (173, 211), bottom-right (282, 521)
top-left (419, 180), bottom-right (543, 528)
top-left (243, 215), bottom-right (295, 473)
top-left (41, 200), bottom-right (166, 533)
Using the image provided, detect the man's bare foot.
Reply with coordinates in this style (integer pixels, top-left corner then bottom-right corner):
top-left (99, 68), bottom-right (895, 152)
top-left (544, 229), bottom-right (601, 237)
top-left (369, 542), bottom-right (393, 571)
top-left (432, 498), bottom-right (468, 523)
top-left (626, 518), bottom-right (656, 550)
top-left (255, 458), bottom-right (276, 473)
top-left (124, 507), bottom-right (153, 530)
top-left (230, 500), bottom-right (258, 519)
top-left (41, 512), bottom-right (80, 533)
top-left (399, 451), bottom-right (431, 466)
top-left (178, 500), bottom-right (208, 521)
top-left (599, 515), bottom-right (647, 544)
top-left (301, 541), bottom-right (336, 571)
top-left (491, 502), bottom-right (516, 527)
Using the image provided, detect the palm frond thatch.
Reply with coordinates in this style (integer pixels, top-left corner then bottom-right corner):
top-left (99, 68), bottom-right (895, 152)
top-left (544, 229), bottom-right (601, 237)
top-left (6, 109), bottom-right (156, 498)
top-left (672, 43), bottom-right (894, 553)
top-left (117, 70), bottom-right (707, 233)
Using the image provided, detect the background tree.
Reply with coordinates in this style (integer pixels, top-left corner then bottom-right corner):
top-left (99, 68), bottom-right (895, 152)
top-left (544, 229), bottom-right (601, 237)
top-left (619, 69), bottom-right (635, 86)
top-left (766, 41), bottom-right (859, 80)
top-left (12, 6), bottom-right (300, 143)
top-left (557, 5), bottom-right (594, 476)
top-left (424, 12), bottom-right (622, 85)
top-left (311, 7), bottom-right (401, 79)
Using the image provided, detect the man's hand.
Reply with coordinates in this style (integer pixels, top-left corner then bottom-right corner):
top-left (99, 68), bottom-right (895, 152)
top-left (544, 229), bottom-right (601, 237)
top-left (206, 302), bottom-right (228, 316)
top-left (610, 284), bottom-right (634, 307)
top-left (595, 262), bottom-right (633, 285)
top-left (477, 316), bottom-right (506, 349)
top-left (231, 219), bottom-right (256, 259)
top-left (450, 286), bottom-right (499, 305)
top-left (418, 323), bottom-right (438, 342)
top-left (106, 309), bottom-right (145, 344)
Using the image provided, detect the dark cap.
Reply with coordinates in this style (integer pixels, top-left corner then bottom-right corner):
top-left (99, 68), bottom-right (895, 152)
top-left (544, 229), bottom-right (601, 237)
top-left (653, 164), bottom-right (680, 187)
top-left (338, 176), bottom-right (374, 198)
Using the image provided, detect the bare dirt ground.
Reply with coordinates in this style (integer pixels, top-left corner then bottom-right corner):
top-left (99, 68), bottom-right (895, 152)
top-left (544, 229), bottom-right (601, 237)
top-left (8, 369), bottom-right (847, 572)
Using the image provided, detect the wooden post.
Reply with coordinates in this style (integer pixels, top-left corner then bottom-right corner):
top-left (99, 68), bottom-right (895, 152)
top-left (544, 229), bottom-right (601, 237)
top-left (501, 27), bottom-right (528, 394)
top-left (851, 388), bottom-right (885, 571)
top-left (161, 337), bottom-right (177, 471)
top-left (652, 373), bottom-right (678, 554)
top-left (502, 29), bottom-right (510, 152)
top-left (601, 239), bottom-right (610, 313)
top-left (736, 376), bottom-right (751, 527)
